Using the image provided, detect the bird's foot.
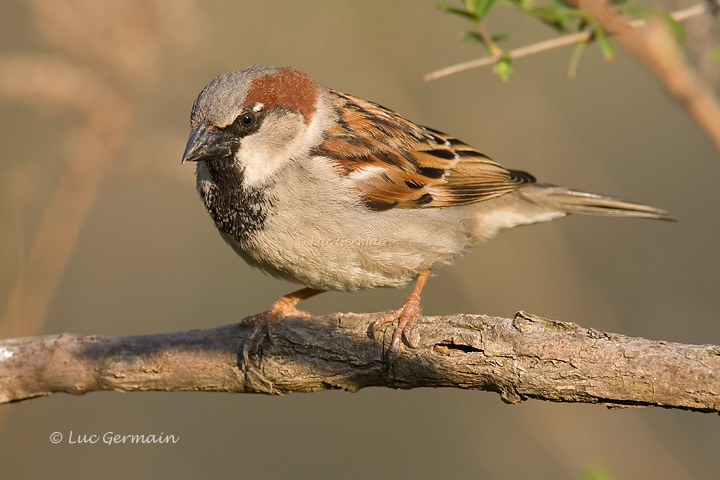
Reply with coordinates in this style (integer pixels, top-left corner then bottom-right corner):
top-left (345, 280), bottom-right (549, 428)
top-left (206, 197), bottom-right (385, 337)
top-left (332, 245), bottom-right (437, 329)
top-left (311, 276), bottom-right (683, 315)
top-left (369, 298), bottom-right (422, 364)
top-left (240, 299), bottom-right (311, 371)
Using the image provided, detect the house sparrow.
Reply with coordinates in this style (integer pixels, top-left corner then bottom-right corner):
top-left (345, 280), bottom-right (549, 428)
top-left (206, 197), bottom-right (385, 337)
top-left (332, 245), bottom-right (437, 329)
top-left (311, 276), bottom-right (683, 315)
top-left (182, 66), bottom-right (673, 365)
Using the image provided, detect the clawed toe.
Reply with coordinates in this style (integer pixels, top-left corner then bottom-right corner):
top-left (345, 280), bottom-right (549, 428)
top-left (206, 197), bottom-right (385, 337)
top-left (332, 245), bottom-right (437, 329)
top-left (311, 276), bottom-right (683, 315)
top-left (240, 311), bottom-right (275, 370)
top-left (368, 270), bottom-right (430, 364)
top-left (239, 287), bottom-right (323, 371)
top-left (368, 311), bottom-right (396, 340)
top-left (369, 301), bottom-right (422, 363)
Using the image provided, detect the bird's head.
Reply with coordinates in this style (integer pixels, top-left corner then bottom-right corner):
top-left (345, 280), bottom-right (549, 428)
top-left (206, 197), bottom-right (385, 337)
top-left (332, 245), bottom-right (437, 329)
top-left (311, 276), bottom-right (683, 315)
top-left (182, 66), bottom-right (323, 187)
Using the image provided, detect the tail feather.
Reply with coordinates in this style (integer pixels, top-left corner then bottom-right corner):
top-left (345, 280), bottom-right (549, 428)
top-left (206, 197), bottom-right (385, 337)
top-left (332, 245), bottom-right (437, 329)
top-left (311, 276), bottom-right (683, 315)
top-left (519, 184), bottom-right (675, 221)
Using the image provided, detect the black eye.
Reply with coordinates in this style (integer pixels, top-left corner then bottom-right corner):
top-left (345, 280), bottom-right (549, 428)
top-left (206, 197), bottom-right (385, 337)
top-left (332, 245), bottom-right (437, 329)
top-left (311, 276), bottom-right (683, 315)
top-left (237, 111), bottom-right (256, 128)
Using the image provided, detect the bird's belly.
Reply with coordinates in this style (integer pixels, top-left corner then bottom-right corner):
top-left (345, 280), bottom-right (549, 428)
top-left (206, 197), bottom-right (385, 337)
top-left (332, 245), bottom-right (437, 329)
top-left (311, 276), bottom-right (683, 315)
top-left (226, 205), bottom-right (476, 291)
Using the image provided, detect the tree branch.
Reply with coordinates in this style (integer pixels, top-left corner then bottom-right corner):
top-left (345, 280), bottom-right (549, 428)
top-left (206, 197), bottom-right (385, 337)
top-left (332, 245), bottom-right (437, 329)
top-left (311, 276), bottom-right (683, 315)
top-left (572, 0), bottom-right (720, 153)
top-left (425, 0), bottom-right (719, 81)
top-left (1, 311), bottom-right (718, 412)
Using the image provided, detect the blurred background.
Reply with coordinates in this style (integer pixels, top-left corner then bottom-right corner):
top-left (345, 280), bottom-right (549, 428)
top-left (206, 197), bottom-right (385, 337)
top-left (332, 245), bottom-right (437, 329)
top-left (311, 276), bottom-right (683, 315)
top-left (0, 0), bottom-right (718, 478)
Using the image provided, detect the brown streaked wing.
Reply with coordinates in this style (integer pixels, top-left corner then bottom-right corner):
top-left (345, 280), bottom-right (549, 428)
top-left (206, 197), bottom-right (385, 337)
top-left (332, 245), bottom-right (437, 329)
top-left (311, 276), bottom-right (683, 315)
top-left (312, 92), bottom-right (535, 210)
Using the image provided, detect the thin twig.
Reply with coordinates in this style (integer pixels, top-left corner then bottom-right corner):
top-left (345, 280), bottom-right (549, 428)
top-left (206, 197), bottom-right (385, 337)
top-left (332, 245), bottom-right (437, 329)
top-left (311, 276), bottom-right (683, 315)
top-left (425, 0), bottom-right (719, 81)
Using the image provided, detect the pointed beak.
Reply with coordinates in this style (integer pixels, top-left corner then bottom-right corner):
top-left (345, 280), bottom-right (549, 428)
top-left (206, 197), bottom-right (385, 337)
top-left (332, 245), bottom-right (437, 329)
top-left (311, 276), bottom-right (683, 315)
top-left (181, 123), bottom-right (234, 164)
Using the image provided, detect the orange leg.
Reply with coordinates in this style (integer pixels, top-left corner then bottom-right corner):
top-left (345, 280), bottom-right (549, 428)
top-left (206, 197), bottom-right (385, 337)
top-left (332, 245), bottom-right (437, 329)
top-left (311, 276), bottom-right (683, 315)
top-left (241, 287), bottom-right (324, 369)
top-left (370, 269), bottom-right (431, 362)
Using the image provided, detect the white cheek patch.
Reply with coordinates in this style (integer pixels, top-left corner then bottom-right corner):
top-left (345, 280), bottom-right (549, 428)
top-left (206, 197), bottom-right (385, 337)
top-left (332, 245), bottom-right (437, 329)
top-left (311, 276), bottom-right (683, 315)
top-left (235, 136), bottom-right (291, 187)
top-left (237, 92), bottom-right (336, 189)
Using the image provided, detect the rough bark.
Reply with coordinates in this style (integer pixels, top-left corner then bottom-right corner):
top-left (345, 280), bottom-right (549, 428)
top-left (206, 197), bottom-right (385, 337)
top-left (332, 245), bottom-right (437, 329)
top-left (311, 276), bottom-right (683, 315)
top-left (0, 311), bottom-right (718, 412)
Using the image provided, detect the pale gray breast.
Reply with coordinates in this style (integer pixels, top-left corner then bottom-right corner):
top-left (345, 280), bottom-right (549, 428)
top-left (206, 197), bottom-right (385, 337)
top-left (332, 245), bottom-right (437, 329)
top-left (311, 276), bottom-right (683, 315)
top-left (234, 159), bottom-right (480, 291)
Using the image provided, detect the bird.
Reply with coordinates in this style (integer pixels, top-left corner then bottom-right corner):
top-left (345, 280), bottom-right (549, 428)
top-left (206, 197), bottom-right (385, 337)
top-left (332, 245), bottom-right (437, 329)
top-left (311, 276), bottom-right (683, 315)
top-left (181, 66), bottom-right (673, 365)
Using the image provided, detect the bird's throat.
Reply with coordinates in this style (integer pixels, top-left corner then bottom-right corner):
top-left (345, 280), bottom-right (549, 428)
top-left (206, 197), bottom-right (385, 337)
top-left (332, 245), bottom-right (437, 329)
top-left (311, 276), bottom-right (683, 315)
top-left (197, 159), bottom-right (270, 242)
